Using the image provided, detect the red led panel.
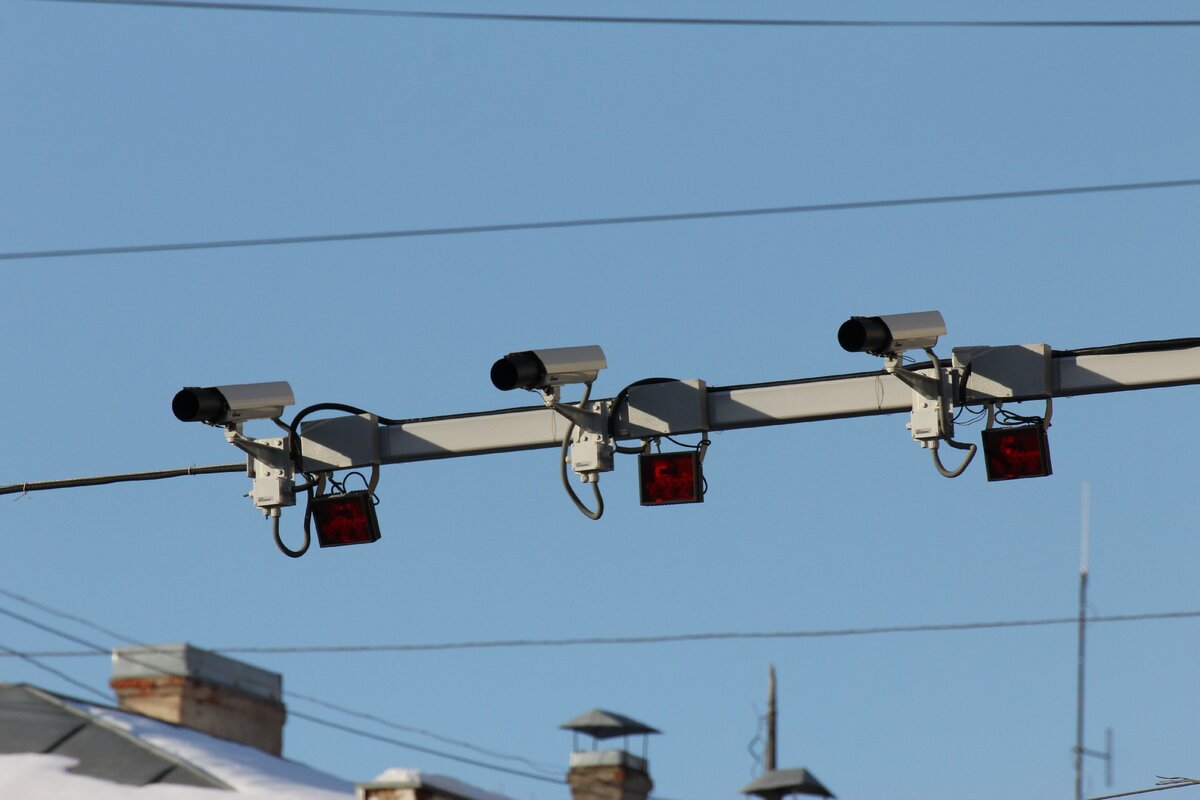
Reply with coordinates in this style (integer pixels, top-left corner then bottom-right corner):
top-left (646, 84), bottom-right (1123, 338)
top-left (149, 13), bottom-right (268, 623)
top-left (639, 451), bottom-right (703, 506)
top-left (982, 425), bottom-right (1052, 482)
top-left (311, 490), bottom-right (382, 547)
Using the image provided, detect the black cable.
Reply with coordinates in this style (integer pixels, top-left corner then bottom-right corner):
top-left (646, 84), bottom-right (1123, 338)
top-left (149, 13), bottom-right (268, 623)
top-left (25, 0), bottom-right (1200, 28)
top-left (280, 402), bottom-right (402, 557)
top-left (559, 383), bottom-right (603, 520)
top-left (4, 608), bottom-right (1200, 656)
top-left (0, 464), bottom-right (245, 496)
top-left (4, 177), bottom-right (1200, 262)
top-left (663, 434), bottom-right (707, 450)
top-left (0, 639), bottom-right (110, 701)
top-left (288, 709), bottom-right (563, 785)
top-left (272, 513), bottom-right (309, 558)
top-left (284, 688), bottom-right (562, 777)
top-left (0, 597), bottom-right (570, 785)
top-left (0, 588), bottom-right (149, 646)
top-left (1089, 780), bottom-right (1200, 800)
top-left (1053, 337), bottom-right (1200, 358)
top-left (144, 609), bottom-right (1200, 655)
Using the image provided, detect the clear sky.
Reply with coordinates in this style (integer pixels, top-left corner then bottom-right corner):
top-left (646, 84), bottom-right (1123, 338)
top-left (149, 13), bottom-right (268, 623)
top-left (2, 1), bottom-right (1199, 799)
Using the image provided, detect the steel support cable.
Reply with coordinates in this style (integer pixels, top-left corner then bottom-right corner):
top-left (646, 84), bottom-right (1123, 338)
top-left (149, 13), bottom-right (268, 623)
top-left (23, 0), bottom-right (1200, 28)
top-left (0, 464), bottom-right (244, 496)
top-left (3, 178), bottom-right (1200, 262)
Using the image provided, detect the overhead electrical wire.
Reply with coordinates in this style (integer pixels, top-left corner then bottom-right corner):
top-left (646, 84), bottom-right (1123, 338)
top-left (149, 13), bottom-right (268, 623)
top-left (0, 590), bottom-right (1192, 800)
top-left (286, 709), bottom-right (564, 785)
top-left (1089, 779), bottom-right (1200, 800)
top-left (0, 598), bottom-right (575, 785)
top-left (283, 688), bottom-right (562, 778)
top-left (0, 639), bottom-right (110, 702)
top-left (25, 0), bottom-right (1200, 28)
top-left (196, 609), bottom-right (1200, 653)
top-left (0, 587), bottom-right (150, 645)
top-left (2, 177), bottom-right (1199, 262)
top-left (3, 609), bottom-right (1198, 658)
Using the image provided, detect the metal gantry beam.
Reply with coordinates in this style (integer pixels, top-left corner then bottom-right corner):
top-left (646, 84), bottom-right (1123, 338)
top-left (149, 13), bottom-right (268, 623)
top-left (294, 340), bottom-right (1200, 472)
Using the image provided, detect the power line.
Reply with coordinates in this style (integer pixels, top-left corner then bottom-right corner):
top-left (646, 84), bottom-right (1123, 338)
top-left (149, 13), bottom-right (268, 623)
top-left (1089, 779), bottom-right (1200, 800)
top-left (3, 609), bottom-right (1198, 658)
top-left (284, 688), bottom-right (562, 777)
top-left (0, 639), bottom-right (110, 702)
top-left (26, 0), bottom-right (1200, 28)
top-left (2, 177), bottom-right (1198, 262)
top-left (209, 609), bottom-right (1200, 653)
top-left (0, 587), bottom-right (149, 646)
top-left (0, 590), bottom-right (1191, 800)
top-left (0, 597), bottom-right (566, 783)
top-left (0, 463), bottom-right (244, 496)
top-left (287, 709), bottom-right (563, 785)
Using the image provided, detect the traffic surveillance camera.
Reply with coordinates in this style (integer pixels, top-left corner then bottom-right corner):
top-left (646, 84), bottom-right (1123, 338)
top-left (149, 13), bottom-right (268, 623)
top-left (490, 345), bottom-right (607, 391)
top-left (837, 311), bottom-right (946, 356)
top-left (172, 381), bottom-right (295, 424)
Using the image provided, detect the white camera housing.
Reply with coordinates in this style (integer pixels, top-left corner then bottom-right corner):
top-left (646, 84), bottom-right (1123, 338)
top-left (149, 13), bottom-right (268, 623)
top-left (491, 345), bottom-right (607, 391)
top-left (838, 311), bottom-right (946, 356)
top-left (173, 381), bottom-right (295, 424)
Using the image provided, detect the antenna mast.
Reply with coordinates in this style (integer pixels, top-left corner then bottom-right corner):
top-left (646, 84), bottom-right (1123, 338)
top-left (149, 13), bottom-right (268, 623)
top-left (1075, 482), bottom-right (1090, 800)
top-left (1075, 481), bottom-right (1114, 799)
top-left (765, 664), bottom-right (777, 772)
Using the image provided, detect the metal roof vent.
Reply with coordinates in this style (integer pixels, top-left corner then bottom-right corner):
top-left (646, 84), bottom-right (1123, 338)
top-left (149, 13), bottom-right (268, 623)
top-left (739, 768), bottom-right (835, 799)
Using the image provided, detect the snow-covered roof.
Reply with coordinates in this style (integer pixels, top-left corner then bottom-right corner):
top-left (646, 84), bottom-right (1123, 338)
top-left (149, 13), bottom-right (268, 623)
top-left (77, 701), bottom-right (353, 798)
top-left (364, 767), bottom-right (521, 800)
top-left (0, 683), bottom-right (352, 799)
top-left (0, 685), bottom-right (522, 800)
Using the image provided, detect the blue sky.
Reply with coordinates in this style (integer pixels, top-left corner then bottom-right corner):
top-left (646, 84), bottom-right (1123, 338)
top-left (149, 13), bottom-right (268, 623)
top-left (2, 1), bottom-right (1199, 798)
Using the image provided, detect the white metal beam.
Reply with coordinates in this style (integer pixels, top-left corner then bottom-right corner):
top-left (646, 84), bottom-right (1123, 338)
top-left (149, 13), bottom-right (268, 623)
top-left (297, 342), bottom-right (1200, 471)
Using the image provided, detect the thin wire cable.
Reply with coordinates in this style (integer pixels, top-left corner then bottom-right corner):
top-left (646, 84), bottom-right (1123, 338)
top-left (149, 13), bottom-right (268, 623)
top-left (268, 709), bottom-right (565, 785)
top-left (5, 610), bottom-right (1200, 657)
top-left (0, 639), bottom-right (110, 701)
top-left (3, 177), bottom-right (1199, 262)
top-left (1089, 779), bottom-right (1200, 800)
top-left (0, 608), bottom-right (1171, 657)
top-left (25, 0), bottom-right (1200, 27)
top-left (0, 464), bottom-right (244, 497)
top-left (0, 588), bottom-right (149, 646)
top-left (210, 609), bottom-right (1200, 653)
top-left (0, 594), bottom-right (564, 780)
top-left (285, 691), bottom-right (561, 777)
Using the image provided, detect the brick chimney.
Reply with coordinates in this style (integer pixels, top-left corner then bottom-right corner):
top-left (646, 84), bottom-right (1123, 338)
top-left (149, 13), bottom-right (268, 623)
top-left (561, 709), bottom-right (658, 800)
top-left (110, 643), bottom-right (285, 756)
top-left (567, 750), bottom-right (653, 800)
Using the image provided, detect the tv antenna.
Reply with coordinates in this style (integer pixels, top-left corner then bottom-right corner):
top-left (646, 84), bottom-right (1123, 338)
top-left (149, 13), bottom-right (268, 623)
top-left (1075, 481), bottom-right (1115, 800)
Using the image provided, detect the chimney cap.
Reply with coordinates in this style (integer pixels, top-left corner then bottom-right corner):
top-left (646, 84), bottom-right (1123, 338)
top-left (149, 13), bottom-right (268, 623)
top-left (112, 644), bottom-right (282, 703)
top-left (739, 768), bottom-right (834, 799)
top-left (560, 709), bottom-right (660, 739)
